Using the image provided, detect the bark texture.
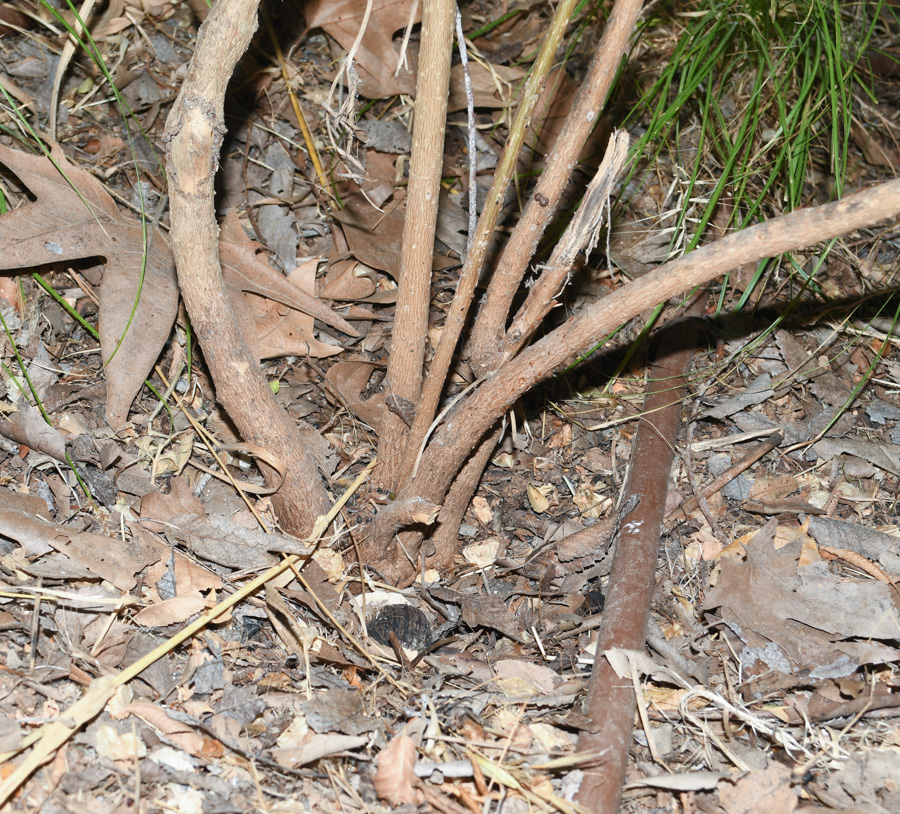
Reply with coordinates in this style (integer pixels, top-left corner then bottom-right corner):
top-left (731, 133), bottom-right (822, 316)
top-left (164, 0), bottom-right (329, 536)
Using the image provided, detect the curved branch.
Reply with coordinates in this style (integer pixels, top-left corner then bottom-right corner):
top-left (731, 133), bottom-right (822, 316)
top-left (409, 177), bottom-right (900, 509)
top-left (164, 0), bottom-right (329, 536)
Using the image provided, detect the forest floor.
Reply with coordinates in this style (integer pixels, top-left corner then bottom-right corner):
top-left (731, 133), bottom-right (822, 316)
top-left (0, 0), bottom-right (899, 812)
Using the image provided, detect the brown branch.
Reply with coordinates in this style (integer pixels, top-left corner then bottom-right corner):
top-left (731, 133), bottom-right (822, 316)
top-left (469, 0), bottom-right (646, 374)
top-left (164, 0), bottom-right (329, 535)
top-left (395, 0), bottom-right (582, 489)
top-left (376, 0), bottom-right (455, 489)
top-left (503, 130), bottom-right (630, 361)
top-left (409, 177), bottom-right (900, 514)
top-left (667, 430), bottom-right (784, 522)
top-left (574, 290), bottom-right (706, 814)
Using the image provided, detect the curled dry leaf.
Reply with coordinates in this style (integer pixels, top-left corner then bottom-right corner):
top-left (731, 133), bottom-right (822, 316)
top-left (374, 732), bottom-right (422, 806)
top-left (324, 360), bottom-right (385, 430)
top-left (132, 594), bottom-right (207, 627)
top-left (270, 734), bottom-right (369, 769)
top-left (219, 209), bottom-right (358, 340)
top-left (245, 261), bottom-right (345, 359)
top-left (121, 702), bottom-right (212, 758)
top-left (527, 482), bottom-right (553, 513)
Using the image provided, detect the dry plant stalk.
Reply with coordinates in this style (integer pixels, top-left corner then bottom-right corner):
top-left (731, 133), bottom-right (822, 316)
top-left (385, 0), bottom-right (643, 574)
top-left (164, 0), bottom-right (329, 536)
top-left (376, 0), bottom-right (455, 488)
top-left (395, 0), bottom-right (583, 489)
top-left (469, 0), bottom-right (646, 373)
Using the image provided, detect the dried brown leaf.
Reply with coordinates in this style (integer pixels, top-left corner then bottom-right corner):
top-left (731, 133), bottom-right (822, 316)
top-left (121, 702), bottom-right (208, 757)
top-left (0, 142), bottom-right (179, 428)
top-left (373, 732), bottom-right (422, 806)
top-left (132, 595), bottom-right (207, 627)
top-left (302, 0), bottom-right (420, 98)
top-left (324, 359), bottom-right (385, 430)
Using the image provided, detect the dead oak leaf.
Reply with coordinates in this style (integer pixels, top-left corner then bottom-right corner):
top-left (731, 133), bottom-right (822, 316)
top-left (704, 520), bottom-right (900, 675)
top-left (0, 142), bottom-right (178, 428)
top-left (324, 359), bottom-right (385, 430)
top-left (0, 147), bottom-right (355, 426)
top-left (302, 0), bottom-right (420, 99)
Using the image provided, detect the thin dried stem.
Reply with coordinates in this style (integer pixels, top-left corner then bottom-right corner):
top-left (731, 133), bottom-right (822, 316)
top-left (376, 0), bottom-right (455, 488)
top-left (470, 0), bottom-right (645, 374)
top-left (503, 130), bottom-right (630, 361)
top-left (395, 0), bottom-right (582, 488)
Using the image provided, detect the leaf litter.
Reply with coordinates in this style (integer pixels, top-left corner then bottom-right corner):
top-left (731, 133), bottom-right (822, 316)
top-left (0, 0), bottom-right (898, 812)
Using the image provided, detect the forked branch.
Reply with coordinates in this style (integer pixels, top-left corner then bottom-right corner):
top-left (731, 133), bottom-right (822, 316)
top-left (360, 175), bottom-right (900, 583)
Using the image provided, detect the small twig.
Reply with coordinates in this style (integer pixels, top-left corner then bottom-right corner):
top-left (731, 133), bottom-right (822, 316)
top-left (470, 0), bottom-right (646, 372)
top-left (667, 430), bottom-right (783, 521)
top-left (376, 0), bottom-right (455, 488)
top-left (503, 131), bottom-right (630, 361)
top-left (395, 0), bottom-right (582, 489)
top-left (455, 5), bottom-right (477, 251)
top-left (818, 544), bottom-right (900, 601)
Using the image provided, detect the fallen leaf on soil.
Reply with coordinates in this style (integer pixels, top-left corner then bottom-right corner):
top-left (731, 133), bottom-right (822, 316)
top-left (851, 119), bottom-right (899, 170)
top-left (302, 0), bottom-right (420, 98)
top-left (462, 537), bottom-right (501, 568)
top-left (0, 147), bottom-right (355, 426)
top-left (162, 512), bottom-right (313, 569)
top-left (0, 487), bottom-right (166, 590)
top-left (0, 142), bottom-right (178, 428)
top-left (812, 437), bottom-right (900, 478)
top-left (448, 62), bottom-right (526, 111)
top-left (245, 260), bottom-right (345, 359)
top-left (270, 734), bottom-right (369, 769)
top-left (704, 520), bottom-right (900, 682)
top-left (121, 702), bottom-right (208, 757)
top-left (492, 660), bottom-right (560, 694)
top-left (93, 723), bottom-right (146, 762)
top-left (132, 595), bottom-right (207, 627)
top-left (460, 594), bottom-right (524, 642)
top-left (374, 725), bottom-right (423, 805)
top-left (219, 209), bottom-right (358, 342)
top-left (0, 402), bottom-right (67, 460)
top-left (324, 359), bottom-right (385, 430)
top-left (717, 762), bottom-right (797, 814)
top-left (330, 193), bottom-right (404, 278)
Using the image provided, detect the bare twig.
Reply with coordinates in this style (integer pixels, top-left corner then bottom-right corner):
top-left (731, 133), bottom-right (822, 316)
top-left (395, 0), bottom-right (582, 488)
top-left (667, 430), bottom-right (783, 521)
top-left (455, 5), bottom-right (477, 249)
top-left (470, 0), bottom-right (646, 373)
top-left (503, 130), bottom-right (631, 361)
